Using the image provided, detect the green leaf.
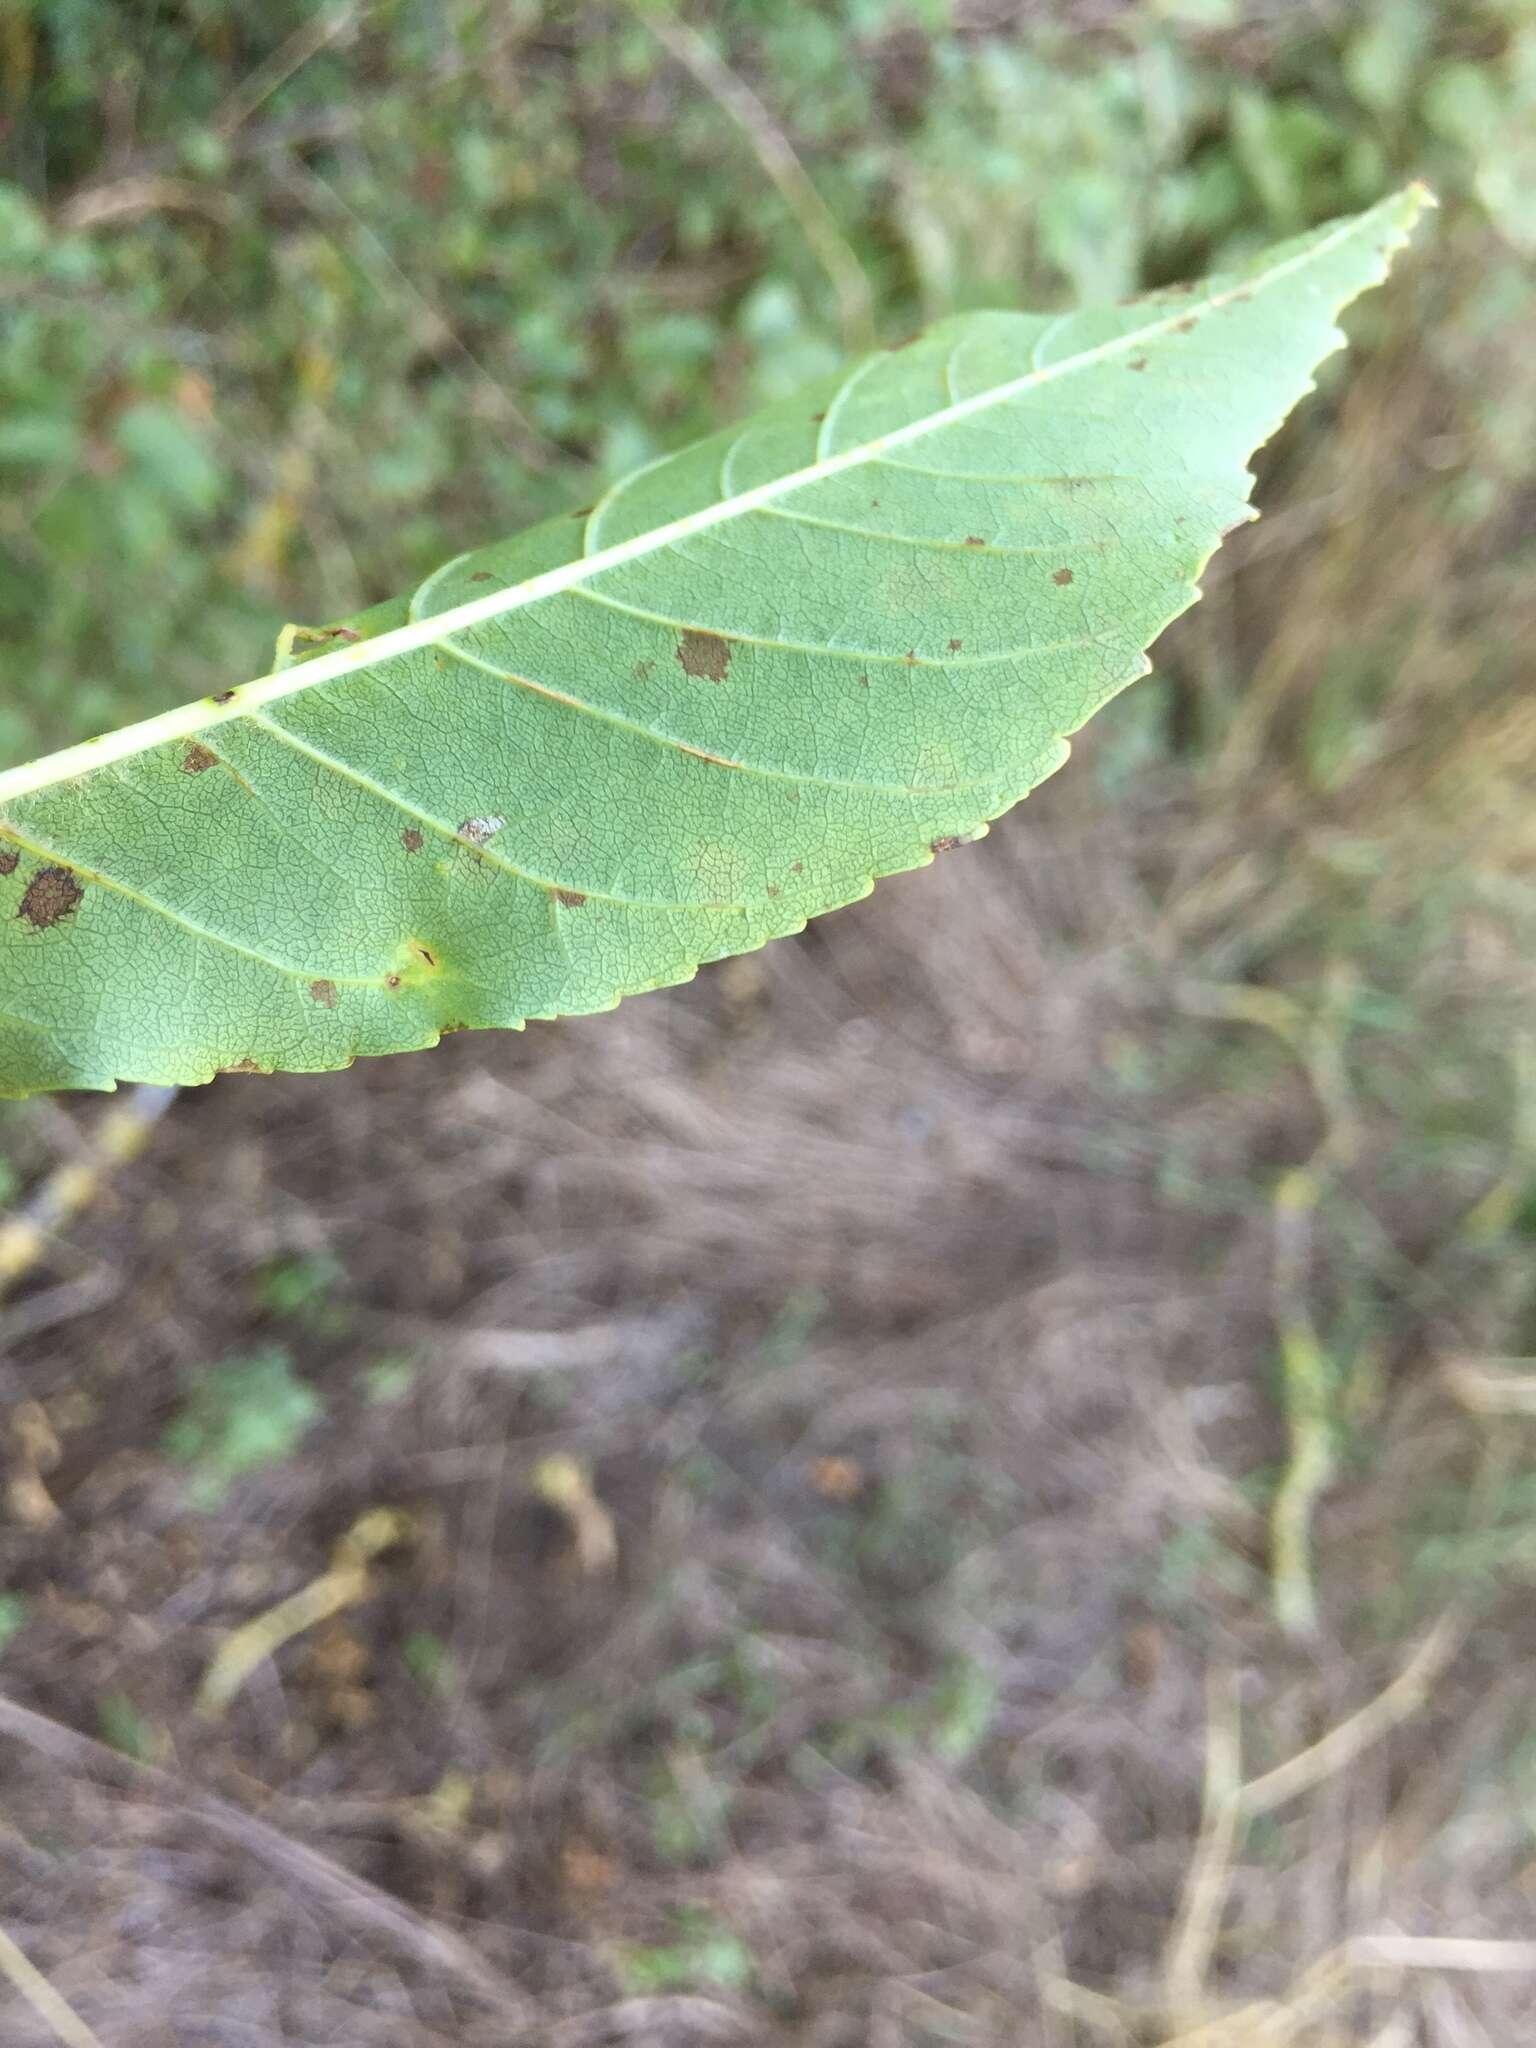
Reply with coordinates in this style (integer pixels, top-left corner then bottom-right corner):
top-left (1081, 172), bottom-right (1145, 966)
top-left (0, 1592), bottom-right (28, 1656)
top-left (0, 189), bottom-right (1430, 1098)
top-left (164, 1347), bottom-right (322, 1507)
top-left (97, 1688), bottom-right (163, 1763)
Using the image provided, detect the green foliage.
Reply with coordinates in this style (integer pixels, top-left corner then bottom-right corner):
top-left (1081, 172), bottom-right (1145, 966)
top-left (0, 2), bottom-right (1523, 774)
top-left (163, 1346), bottom-right (323, 1507)
top-left (924, 1655), bottom-right (1000, 1766)
top-left (96, 1687), bottom-right (159, 1762)
top-left (401, 1628), bottom-right (451, 1693)
top-left (0, 1592), bottom-right (28, 1656)
top-left (648, 1752), bottom-right (733, 1867)
top-left (360, 1351), bottom-right (421, 1404)
top-left (612, 1908), bottom-right (755, 1996)
top-left (0, 193), bottom-right (1424, 1096)
top-left (252, 1250), bottom-right (350, 1333)
top-left (0, 0), bottom-right (1523, 767)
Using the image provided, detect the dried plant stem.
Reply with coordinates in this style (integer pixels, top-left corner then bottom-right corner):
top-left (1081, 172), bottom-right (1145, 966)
top-left (635, 2), bottom-right (875, 351)
top-left (0, 1922), bottom-right (103, 2048)
top-left (1240, 1612), bottom-right (1464, 1818)
top-left (196, 1507), bottom-right (414, 1718)
top-left (1154, 1612), bottom-right (1466, 2037)
top-left (1162, 1666), bottom-right (1244, 2020)
top-left (0, 1691), bottom-right (519, 2012)
top-left (0, 1084), bottom-right (179, 1307)
top-left (1178, 970), bottom-right (1361, 1636)
top-left (1442, 1354), bottom-right (1536, 1414)
top-left (1268, 1166), bottom-right (1332, 1638)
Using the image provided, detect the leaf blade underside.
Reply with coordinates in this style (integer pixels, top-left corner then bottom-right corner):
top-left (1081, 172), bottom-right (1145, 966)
top-left (0, 188), bottom-right (1430, 1097)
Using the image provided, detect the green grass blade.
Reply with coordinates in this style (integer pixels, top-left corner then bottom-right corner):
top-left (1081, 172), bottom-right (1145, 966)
top-left (0, 188), bottom-right (1431, 1096)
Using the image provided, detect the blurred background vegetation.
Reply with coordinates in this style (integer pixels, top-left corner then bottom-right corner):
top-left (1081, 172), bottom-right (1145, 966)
top-left (2, 0), bottom-right (1531, 762)
top-left (3, 4), bottom-right (1536, 2044)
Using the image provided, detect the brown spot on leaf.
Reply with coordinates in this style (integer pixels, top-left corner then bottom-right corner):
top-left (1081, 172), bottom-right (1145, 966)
top-left (469, 571), bottom-right (496, 583)
top-left (677, 630), bottom-right (732, 683)
top-left (223, 1058), bottom-right (262, 1074)
top-left (1052, 567), bottom-right (1074, 586)
top-left (212, 690), bottom-right (237, 706)
top-left (554, 888), bottom-right (588, 909)
top-left (791, 862), bottom-right (804, 874)
top-left (905, 649), bottom-right (917, 664)
top-left (573, 505), bottom-right (595, 519)
top-left (931, 836), bottom-right (963, 854)
top-left (1176, 316), bottom-right (1198, 333)
top-left (309, 979), bottom-right (339, 1009)
top-left (182, 744), bottom-right (218, 775)
top-left (401, 828), bottom-right (424, 854)
top-left (284, 624), bottom-right (360, 648)
top-left (766, 885), bottom-right (780, 898)
top-left (439, 1021), bottom-right (469, 1035)
top-left (857, 674), bottom-right (869, 688)
top-left (0, 849), bottom-right (18, 878)
top-left (964, 535), bottom-right (986, 547)
top-left (18, 867), bottom-right (83, 930)
top-left (1174, 515), bottom-right (1186, 525)
top-left (385, 974), bottom-right (403, 992)
top-left (407, 940), bottom-right (439, 970)
top-left (1128, 356), bottom-right (1148, 372)
top-left (811, 411), bottom-right (825, 423)
top-left (947, 638), bottom-right (962, 653)
top-left (634, 659), bottom-right (656, 680)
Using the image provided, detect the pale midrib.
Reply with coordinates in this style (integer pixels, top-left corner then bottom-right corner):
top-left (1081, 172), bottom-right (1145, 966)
top-left (0, 199), bottom-right (1395, 810)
